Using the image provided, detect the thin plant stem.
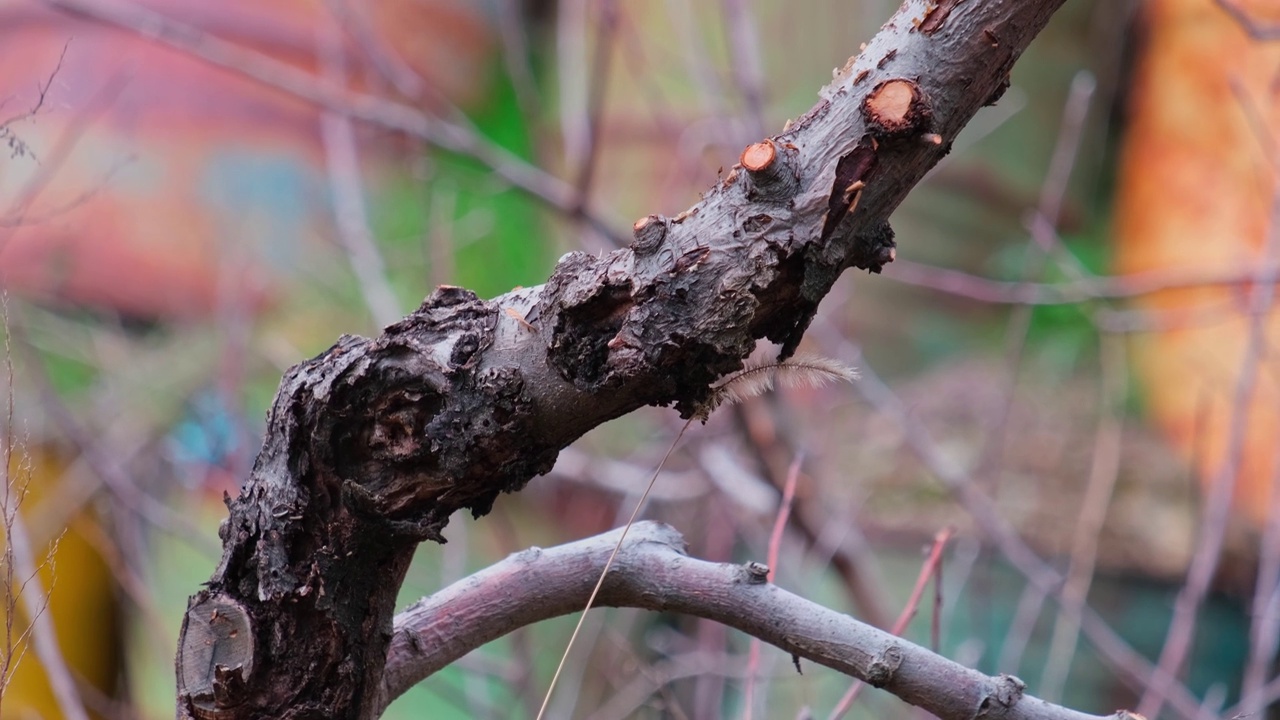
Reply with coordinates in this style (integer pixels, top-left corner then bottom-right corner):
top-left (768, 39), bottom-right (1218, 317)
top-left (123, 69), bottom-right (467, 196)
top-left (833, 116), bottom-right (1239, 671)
top-left (535, 419), bottom-right (694, 720)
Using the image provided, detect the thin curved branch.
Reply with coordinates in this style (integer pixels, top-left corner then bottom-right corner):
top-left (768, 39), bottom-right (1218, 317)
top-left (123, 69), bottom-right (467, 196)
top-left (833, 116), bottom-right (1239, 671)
top-left (379, 521), bottom-right (1129, 720)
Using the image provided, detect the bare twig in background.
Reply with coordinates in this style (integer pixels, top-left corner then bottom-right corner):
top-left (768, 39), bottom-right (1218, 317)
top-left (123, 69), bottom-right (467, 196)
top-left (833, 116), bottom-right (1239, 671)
top-left (1242, 459), bottom-right (1280, 711)
top-left (557, 0), bottom-right (590, 189)
top-left (828, 527), bottom-right (954, 720)
top-left (0, 40), bottom-right (67, 162)
top-left (888, 259), bottom-right (1280, 307)
top-left (726, 333), bottom-right (891, 628)
top-left (493, 0), bottom-right (542, 125)
top-left (979, 69), bottom-right (1095, 508)
top-left (585, 649), bottom-right (750, 720)
top-left (691, 501), bottom-right (737, 719)
top-left (742, 454), bottom-right (802, 720)
top-left (317, 16), bottom-right (402, 329)
top-left (984, 71), bottom-right (1095, 676)
top-left (10, 319), bottom-right (219, 556)
top-left (542, 357), bottom-right (850, 719)
top-left (323, 0), bottom-right (425, 101)
top-left (7, 515), bottom-right (85, 720)
top-left (0, 48), bottom-right (129, 246)
top-left (1231, 670), bottom-right (1280, 717)
top-left (1038, 332), bottom-right (1127, 703)
top-left (1213, 0), bottom-right (1280, 41)
top-left (821, 331), bottom-right (1204, 720)
top-left (0, 297), bottom-right (20, 716)
top-left (720, 0), bottom-right (767, 141)
top-left (42, 0), bottom-right (628, 246)
top-left (572, 0), bottom-right (619, 228)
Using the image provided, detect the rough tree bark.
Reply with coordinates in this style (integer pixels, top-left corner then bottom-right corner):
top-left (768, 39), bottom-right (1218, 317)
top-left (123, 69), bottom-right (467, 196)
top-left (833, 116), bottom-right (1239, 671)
top-left (175, 1), bottom-right (1070, 718)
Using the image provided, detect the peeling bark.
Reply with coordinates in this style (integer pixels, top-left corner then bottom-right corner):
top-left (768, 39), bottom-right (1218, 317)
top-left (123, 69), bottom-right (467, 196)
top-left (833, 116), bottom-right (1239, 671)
top-left (176, 1), bottom-right (1068, 717)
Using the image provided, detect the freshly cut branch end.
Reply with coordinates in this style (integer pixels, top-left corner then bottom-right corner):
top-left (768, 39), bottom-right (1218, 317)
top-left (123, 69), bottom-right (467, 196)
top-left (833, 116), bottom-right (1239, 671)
top-left (741, 140), bottom-right (777, 172)
top-left (740, 138), bottom-right (799, 200)
top-left (862, 79), bottom-right (933, 139)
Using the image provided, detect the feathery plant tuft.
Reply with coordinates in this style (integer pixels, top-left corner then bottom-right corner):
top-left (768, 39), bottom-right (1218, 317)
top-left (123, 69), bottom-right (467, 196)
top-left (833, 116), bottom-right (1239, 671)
top-left (698, 354), bottom-right (859, 420)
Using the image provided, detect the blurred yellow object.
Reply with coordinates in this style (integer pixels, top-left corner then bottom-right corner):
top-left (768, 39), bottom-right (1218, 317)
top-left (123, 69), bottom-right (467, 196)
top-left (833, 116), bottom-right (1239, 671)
top-left (2, 447), bottom-right (117, 720)
top-left (1113, 0), bottom-right (1280, 529)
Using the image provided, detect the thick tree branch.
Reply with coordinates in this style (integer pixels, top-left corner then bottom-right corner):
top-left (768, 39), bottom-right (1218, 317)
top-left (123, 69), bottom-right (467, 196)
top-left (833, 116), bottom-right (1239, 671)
top-left (379, 522), bottom-right (1126, 720)
top-left (173, 1), bottom-right (1070, 718)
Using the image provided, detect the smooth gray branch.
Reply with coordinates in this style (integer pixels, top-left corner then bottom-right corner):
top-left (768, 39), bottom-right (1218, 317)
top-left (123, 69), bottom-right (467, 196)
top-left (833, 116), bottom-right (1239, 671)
top-left (380, 522), bottom-right (1131, 720)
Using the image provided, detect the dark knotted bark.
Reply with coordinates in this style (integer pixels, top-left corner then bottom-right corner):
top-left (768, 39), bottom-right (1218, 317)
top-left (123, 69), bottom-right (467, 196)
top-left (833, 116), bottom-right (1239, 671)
top-left (176, 1), bottom-right (1068, 717)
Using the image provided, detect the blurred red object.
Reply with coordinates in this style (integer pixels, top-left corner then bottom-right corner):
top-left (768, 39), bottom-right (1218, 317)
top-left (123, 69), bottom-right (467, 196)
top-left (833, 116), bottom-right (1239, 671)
top-left (0, 0), bottom-right (492, 320)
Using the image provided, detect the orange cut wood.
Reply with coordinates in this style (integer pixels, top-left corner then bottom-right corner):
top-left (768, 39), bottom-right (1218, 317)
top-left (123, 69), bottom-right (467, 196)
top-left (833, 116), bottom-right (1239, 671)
top-left (1113, 0), bottom-right (1280, 529)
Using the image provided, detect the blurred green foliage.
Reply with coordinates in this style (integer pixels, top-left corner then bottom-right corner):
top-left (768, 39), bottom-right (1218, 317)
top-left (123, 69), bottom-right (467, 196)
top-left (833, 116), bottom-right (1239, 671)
top-left (372, 63), bottom-right (550, 303)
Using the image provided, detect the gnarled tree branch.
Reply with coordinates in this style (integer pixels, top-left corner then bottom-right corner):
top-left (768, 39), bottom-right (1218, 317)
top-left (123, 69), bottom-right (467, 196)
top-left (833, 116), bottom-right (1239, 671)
top-left (174, 1), bottom-right (1070, 718)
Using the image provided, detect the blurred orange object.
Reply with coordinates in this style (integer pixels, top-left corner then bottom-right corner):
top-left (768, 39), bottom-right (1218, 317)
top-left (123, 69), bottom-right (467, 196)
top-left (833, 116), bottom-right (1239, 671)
top-left (1113, 0), bottom-right (1280, 529)
top-left (0, 0), bottom-right (491, 321)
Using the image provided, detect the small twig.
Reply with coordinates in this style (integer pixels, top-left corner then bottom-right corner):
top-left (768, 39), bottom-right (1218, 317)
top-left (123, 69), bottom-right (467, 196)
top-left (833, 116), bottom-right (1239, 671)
top-left (828, 527), bottom-right (954, 720)
top-left (887, 258), bottom-right (1280, 307)
top-left (316, 16), bottom-right (402, 328)
top-left (720, 0), bottom-right (768, 141)
top-left (1241, 462), bottom-right (1280, 711)
top-left (1213, 0), bottom-right (1280, 40)
top-left (0, 68), bottom-right (129, 250)
top-left (977, 69), bottom-right (1095, 517)
top-left (931, 542), bottom-right (944, 653)
top-left (742, 455), bottom-right (803, 720)
top-left (988, 71), bottom-right (1096, 676)
top-left (572, 0), bottom-right (619, 232)
top-left (0, 40), bottom-right (69, 162)
top-left (824, 333), bottom-right (1203, 720)
top-left (0, 294), bottom-right (17, 715)
top-left (1039, 333), bottom-right (1127, 702)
